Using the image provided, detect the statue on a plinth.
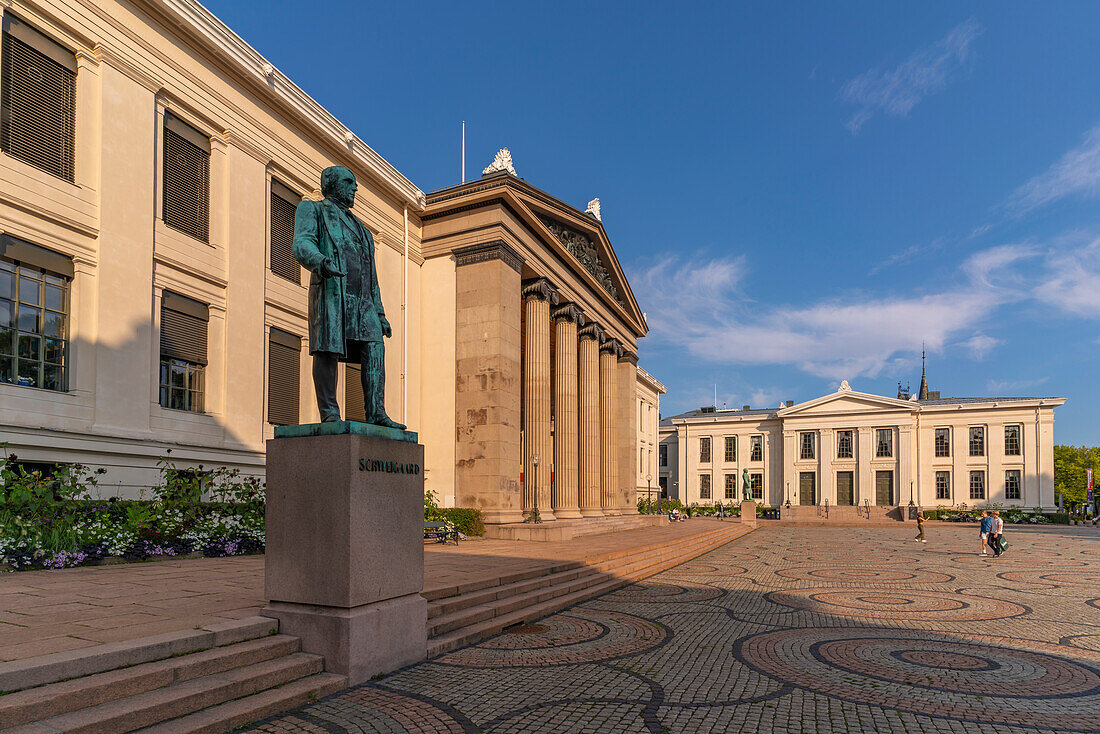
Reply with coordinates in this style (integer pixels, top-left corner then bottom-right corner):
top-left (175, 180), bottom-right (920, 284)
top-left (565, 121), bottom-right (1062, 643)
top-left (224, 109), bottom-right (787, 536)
top-left (293, 166), bottom-right (404, 428)
top-left (742, 468), bottom-right (752, 501)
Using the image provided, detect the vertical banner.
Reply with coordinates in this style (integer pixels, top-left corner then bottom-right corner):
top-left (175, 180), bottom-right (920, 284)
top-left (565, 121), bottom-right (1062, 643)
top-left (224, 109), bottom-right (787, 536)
top-left (1087, 467), bottom-right (1094, 506)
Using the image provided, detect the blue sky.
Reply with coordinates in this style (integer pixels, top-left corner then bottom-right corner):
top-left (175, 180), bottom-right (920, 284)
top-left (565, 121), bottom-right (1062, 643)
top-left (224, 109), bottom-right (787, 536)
top-left (206, 0), bottom-right (1100, 445)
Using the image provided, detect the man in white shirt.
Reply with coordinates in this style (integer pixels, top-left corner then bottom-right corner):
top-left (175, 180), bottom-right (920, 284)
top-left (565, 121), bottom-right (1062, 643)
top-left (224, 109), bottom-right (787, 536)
top-left (990, 511), bottom-right (1004, 557)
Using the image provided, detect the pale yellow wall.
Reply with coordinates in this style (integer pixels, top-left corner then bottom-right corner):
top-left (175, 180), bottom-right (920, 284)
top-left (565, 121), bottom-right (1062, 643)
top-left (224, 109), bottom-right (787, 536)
top-left (0, 0), bottom-right (423, 496)
top-left (419, 256), bottom-right (457, 506)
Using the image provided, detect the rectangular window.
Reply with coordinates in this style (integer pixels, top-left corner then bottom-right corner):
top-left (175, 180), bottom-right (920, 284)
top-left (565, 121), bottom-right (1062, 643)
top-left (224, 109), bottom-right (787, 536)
top-left (750, 435), bottom-right (763, 462)
top-left (875, 428), bottom-right (893, 458)
top-left (936, 471), bottom-right (951, 500)
top-left (0, 242), bottom-right (71, 392)
top-left (969, 426), bottom-right (985, 457)
top-left (0, 15), bottom-right (76, 181)
top-left (159, 291), bottom-right (207, 413)
top-left (699, 436), bottom-right (711, 463)
top-left (724, 435), bottom-right (736, 462)
top-left (659, 444), bottom-right (668, 467)
top-left (799, 432), bottom-right (815, 460)
top-left (267, 328), bottom-right (300, 426)
top-left (969, 470), bottom-right (985, 500)
top-left (639, 447), bottom-right (644, 474)
top-left (699, 474), bottom-right (711, 500)
top-left (1005, 469), bottom-right (1021, 500)
top-left (724, 473), bottom-right (735, 499)
top-left (345, 364), bottom-right (364, 422)
top-left (836, 430), bottom-right (853, 459)
top-left (270, 180), bottom-right (301, 284)
top-left (749, 472), bottom-right (763, 500)
top-left (1004, 425), bottom-right (1021, 456)
top-left (935, 427), bottom-right (950, 457)
top-left (162, 114), bottom-right (210, 243)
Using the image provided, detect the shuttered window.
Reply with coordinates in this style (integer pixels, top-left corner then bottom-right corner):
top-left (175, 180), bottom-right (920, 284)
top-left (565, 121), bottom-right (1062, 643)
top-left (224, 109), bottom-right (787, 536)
top-left (159, 291), bottom-right (207, 413)
top-left (270, 180), bottom-right (300, 284)
top-left (0, 16), bottom-right (75, 182)
top-left (267, 328), bottom-right (300, 425)
top-left (162, 114), bottom-right (210, 243)
top-left (345, 363), bottom-right (365, 422)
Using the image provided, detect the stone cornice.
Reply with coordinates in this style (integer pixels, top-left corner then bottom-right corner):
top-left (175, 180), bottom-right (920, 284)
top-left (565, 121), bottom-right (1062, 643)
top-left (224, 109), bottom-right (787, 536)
top-left (578, 323), bottom-right (606, 343)
top-left (453, 240), bottom-right (523, 273)
top-left (521, 277), bottom-right (560, 304)
top-left (550, 302), bottom-right (586, 326)
top-left (136, 0), bottom-right (424, 208)
top-left (617, 349), bottom-right (638, 365)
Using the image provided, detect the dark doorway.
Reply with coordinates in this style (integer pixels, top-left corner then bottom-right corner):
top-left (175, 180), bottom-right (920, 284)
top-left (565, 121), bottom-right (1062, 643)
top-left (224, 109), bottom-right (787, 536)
top-left (836, 471), bottom-right (854, 506)
top-left (799, 472), bottom-right (816, 505)
top-left (875, 470), bottom-right (894, 505)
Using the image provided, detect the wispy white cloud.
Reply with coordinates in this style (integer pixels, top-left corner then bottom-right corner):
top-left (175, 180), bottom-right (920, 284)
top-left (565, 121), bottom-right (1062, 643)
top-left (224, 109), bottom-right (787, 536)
top-left (1031, 234), bottom-right (1100, 317)
top-left (987, 376), bottom-right (1049, 393)
top-left (839, 19), bottom-right (981, 133)
top-left (1004, 125), bottom-right (1100, 214)
top-left (958, 333), bottom-right (1002, 361)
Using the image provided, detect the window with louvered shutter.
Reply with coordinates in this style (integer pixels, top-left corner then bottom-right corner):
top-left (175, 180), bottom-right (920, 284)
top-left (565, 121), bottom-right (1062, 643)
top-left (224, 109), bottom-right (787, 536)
top-left (159, 292), bottom-right (207, 413)
top-left (267, 328), bottom-right (299, 425)
top-left (270, 180), bottom-right (300, 284)
top-left (162, 114), bottom-right (210, 243)
top-left (0, 16), bottom-right (76, 181)
top-left (345, 363), bottom-right (365, 422)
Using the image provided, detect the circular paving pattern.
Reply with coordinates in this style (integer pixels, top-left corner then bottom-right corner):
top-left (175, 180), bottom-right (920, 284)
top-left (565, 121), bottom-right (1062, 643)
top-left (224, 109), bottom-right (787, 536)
top-left (766, 588), bottom-right (1027, 621)
top-left (602, 579), bottom-right (724, 603)
top-left (783, 554), bottom-right (920, 565)
top-left (735, 628), bottom-right (1100, 731)
top-left (998, 570), bottom-right (1100, 587)
top-left (435, 609), bottom-right (668, 667)
top-left (774, 567), bottom-right (954, 584)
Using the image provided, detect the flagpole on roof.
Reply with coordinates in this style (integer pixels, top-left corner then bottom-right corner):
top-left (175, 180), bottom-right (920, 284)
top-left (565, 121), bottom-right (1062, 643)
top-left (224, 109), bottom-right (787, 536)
top-left (461, 121), bottom-right (466, 183)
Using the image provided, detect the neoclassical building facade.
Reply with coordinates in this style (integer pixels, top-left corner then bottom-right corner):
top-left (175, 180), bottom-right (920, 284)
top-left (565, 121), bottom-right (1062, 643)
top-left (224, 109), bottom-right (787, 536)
top-left (0, 0), bottom-right (659, 525)
top-left (660, 381), bottom-right (1064, 510)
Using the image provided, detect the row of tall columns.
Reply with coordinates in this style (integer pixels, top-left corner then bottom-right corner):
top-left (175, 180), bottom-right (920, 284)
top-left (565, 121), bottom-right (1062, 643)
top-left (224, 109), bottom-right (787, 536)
top-left (522, 277), bottom-right (634, 520)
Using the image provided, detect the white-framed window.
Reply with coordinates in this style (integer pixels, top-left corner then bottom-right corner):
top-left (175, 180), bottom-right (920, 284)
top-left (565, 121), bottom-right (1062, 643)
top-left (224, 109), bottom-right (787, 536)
top-left (724, 435), bottom-right (736, 462)
top-left (1005, 469), bottom-right (1021, 500)
top-left (699, 436), bottom-right (711, 463)
top-left (749, 472), bottom-right (763, 500)
top-left (969, 470), bottom-right (985, 500)
top-left (699, 474), bottom-right (711, 500)
top-left (159, 291), bottom-right (208, 413)
top-left (799, 432), bottom-right (815, 460)
top-left (935, 427), bottom-right (950, 457)
top-left (836, 430), bottom-right (853, 459)
top-left (935, 470), bottom-right (951, 500)
top-left (1004, 425), bottom-right (1021, 456)
top-left (269, 179), bottom-right (301, 285)
top-left (1, 248), bottom-right (71, 392)
top-left (969, 426), bottom-right (985, 457)
top-left (724, 474), bottom-right (736, 499)
top-left (875, 429), bottom-right (893, 458)
top-left (659, 444), bottom-right (668, 467)
top-left (750, 435), bottom-right (763, 462)
top-left (162, 114), bottom-right (211, 243)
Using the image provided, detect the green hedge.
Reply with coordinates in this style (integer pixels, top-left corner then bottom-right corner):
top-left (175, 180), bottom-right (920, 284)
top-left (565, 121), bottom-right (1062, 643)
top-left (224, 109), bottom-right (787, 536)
top-left (437, 508), bottom-right (485, 536)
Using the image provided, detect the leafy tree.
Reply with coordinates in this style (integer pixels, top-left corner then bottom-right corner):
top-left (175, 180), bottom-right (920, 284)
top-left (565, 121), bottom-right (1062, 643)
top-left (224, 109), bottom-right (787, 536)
top-left (1054, 444), bottom-right (1100, 509)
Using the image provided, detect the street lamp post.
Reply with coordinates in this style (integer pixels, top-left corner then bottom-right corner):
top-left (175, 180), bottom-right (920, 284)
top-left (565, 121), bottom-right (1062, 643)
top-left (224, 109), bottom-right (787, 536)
top-left (647, 474), bottom-right (653, 514)
top-left (526, 455), bottom-right (543, 524)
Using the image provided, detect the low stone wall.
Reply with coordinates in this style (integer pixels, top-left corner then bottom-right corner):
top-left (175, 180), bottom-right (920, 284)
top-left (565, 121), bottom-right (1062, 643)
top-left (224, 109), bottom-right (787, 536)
top-left (779, 505), bottom-right (909, 523)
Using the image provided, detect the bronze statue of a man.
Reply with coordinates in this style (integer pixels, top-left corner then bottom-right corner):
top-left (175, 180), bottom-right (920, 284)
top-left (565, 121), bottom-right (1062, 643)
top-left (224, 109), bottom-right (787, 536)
top-left (293, 166), bottom-right (404, 429)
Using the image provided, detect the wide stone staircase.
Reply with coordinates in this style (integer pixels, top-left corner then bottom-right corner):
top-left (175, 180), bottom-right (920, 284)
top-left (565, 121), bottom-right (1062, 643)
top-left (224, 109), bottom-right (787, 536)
top-left (0, 617), bottom-right (344, 733)
top-left (426, 520), bottom-right (749, 657)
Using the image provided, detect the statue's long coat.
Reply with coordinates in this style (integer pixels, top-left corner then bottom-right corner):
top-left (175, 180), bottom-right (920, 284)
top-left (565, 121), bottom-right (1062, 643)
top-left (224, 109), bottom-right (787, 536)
top-left (292, 198), bottom-right (385, 358)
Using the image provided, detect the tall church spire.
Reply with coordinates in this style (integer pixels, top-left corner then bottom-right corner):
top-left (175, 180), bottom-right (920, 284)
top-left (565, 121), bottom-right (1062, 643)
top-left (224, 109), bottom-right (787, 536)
top-left (918, 344), bottom-right (929, 400)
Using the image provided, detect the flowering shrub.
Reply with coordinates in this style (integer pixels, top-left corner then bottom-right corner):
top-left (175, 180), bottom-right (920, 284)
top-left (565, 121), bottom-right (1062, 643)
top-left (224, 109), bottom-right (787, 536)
top-left (0, 447), bottom-right (266, 571)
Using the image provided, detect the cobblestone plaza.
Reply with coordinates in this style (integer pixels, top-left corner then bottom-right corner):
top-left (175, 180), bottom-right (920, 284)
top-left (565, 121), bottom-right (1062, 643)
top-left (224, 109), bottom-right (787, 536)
top-left (248, 524), bottom-right (1100, 733)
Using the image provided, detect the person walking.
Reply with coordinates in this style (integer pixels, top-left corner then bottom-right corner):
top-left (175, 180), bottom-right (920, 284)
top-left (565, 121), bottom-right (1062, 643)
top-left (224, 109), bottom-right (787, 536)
top-left (979, 511), bottom-right (992, 555)
top-left (990, 510), bottom-right (1005, 557)
top-left (914, 509), bottom-right (926, 543)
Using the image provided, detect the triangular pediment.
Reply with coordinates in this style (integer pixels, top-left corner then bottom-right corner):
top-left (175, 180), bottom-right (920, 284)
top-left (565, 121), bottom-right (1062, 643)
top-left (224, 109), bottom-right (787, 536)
top-left (778, 390), bottom-right (917, 417)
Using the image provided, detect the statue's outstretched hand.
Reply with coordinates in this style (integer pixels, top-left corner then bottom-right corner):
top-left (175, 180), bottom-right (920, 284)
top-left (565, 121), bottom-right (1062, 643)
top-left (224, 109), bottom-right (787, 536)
top-left (319, 258), bottom-right (346, 278)
top-left (379, 315), bottom-right (392, 338)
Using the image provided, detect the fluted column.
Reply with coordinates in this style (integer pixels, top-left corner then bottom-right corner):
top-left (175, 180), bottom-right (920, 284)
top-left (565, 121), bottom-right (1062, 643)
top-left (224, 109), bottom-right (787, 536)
top-left (552, 303), bottom-right (585, 519)
top-left (600, 338), bottom-right (622, 515)
top-left (522, 278), bottom-right (559, 520)
top-left (618, 350), bottom-right (639, 514)
top-left (577, 323), bottom-right (605, 516)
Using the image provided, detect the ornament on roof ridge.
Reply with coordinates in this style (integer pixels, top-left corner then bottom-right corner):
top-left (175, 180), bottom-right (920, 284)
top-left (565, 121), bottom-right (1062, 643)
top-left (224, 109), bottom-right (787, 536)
top-left (585, 197), bottom-right (601, 221)
top-left (839, 380), bottom-right (851, 391)
top-left (483, 148), bottom-right (517, 177)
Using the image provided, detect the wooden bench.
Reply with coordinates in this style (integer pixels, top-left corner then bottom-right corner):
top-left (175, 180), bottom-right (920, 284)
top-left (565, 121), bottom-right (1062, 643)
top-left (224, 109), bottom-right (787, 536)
top-left (424, 521), bottom-right (460, 545)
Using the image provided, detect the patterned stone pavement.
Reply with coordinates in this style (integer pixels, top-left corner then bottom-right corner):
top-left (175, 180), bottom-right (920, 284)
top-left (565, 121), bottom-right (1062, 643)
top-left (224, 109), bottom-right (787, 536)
top-left (248, 525), bottom-right (1100, 733)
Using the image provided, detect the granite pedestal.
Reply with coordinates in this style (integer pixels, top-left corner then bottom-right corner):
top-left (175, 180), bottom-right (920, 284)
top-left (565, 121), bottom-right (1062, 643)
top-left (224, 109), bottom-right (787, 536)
top-left (262, 421), bottom-right (426, 685)
top-left (740, 501), bottom-right (758, 528)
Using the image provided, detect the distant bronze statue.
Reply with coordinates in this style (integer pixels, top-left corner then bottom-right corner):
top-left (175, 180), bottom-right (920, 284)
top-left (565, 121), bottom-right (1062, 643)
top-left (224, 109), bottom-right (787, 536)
top-left (293, 166), bottom-right (404, 428)
top-left (742, 468), bottom-right (752, 501)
